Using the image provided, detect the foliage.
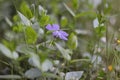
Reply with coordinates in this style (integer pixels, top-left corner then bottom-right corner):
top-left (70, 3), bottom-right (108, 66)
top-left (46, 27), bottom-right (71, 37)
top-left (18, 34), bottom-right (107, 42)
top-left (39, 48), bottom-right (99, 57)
top-left (0, 0), bottom-right (120, 80)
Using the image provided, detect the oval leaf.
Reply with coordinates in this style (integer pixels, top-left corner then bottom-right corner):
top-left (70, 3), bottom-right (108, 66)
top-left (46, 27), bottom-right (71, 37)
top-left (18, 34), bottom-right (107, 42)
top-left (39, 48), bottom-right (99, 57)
top-left (67, 33), bottom-right (78, 50)
top-left (28, 54), bottom-right (41, 69)
top-left (25, 27), bottom-right (37, 44)
top-left (65, 71), bottom-right (84, 80)
top-left (12, 51), bottom-right (19, 59)
top-left (25, 68), bottom-right (41, 79)
top-left (0, 43), bottom-right (12, 59)
top-left (41, 59), bottom-right (53, 72)
top-left (55, 43), bottom-right (71, 61)
top-left (17, 11), bottom-right (31, 26)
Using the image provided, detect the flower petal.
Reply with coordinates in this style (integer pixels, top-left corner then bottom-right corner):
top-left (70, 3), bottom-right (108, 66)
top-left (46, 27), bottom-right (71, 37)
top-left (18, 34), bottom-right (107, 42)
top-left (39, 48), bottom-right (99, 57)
top-left (52, 31), bottom-right (68, 40)
top-left (59, 30), bottom-right (68, 37)
top-left (46, 24), bottom-right (60, 31)
top-left (59, 35), bottom-right (68, 40)
top-left (52, 31), bottom-right (59, 37)
top-left (52, 24), bottom-right (60, 30)
top-left (46, 24), bottom-right (53, 30)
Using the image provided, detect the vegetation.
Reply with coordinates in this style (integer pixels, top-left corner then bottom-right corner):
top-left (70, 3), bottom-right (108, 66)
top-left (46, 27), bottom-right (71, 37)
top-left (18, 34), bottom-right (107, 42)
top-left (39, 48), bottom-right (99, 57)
top-left (0, 0), bottom-right (120, 80)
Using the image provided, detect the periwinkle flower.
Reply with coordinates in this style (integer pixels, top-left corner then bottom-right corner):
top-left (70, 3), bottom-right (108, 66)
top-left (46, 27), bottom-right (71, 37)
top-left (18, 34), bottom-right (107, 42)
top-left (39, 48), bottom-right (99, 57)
top-left (46, 24), bottom-right (68, 40)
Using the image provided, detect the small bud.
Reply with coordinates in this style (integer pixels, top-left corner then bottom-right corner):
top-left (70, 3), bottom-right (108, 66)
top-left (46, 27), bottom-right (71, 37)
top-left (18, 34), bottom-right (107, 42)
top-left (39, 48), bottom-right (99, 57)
top-left (108, 65), bottom-right (113, 71)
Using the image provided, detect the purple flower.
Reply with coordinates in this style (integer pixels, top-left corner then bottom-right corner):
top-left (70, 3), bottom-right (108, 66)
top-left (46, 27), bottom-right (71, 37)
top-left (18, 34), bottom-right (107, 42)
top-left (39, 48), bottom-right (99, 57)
top-left (46, 24), bottom-right (68, 40)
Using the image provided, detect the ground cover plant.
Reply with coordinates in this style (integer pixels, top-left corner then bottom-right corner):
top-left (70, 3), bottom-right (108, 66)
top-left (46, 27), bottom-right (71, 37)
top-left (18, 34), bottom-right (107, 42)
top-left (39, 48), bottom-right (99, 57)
top-left (0, 0), bottom-right (120, 80)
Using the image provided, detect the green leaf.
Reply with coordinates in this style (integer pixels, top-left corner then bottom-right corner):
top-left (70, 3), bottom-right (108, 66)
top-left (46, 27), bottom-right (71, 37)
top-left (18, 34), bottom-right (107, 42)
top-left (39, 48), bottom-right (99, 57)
top-left (2, 40), bottom-right (16, 51)
top-left (28, 54), bottom-right (41, 69)
top-left (0, 75), bottom-right (21, 79)
top-left (13, 15), bottom-right (19, 22)
top-left (95, 26), bottom-right (106, 38)
top-left (72, 0), bottom-right (79, 10)
top-left (75, 11), bottom-right (96, 18)
top-left (67, 33), bottom-right (78, 50)
top-left (0, 43), bottom-right (19, 59)
top-left (65, 71), bottom-right (84, 80)
top-left (41, 59), bottom-right (53, 72)
top-left (60, 16), bottom-right (68, 27)
top-left (55, 43), bottom-right (71, 61)
top-left (63, 3), bottom-right (75, 17)
top-left (38, 5), bottom-right (47, 15)
top-left (70, 59), bottom-right (90, 63)
top-left (12, 24), bottom-right (23, 32)
top-left (0, 43), bottom-right (12, 59)
top-left (25, 27), bottom-right (37, 44)
top-left (39, 15), bottom-right (50, 27)
top-left (16, 44), bottom-right (34, 54)
top-left (25, 68), bottom-right (41, 79)
top-left (20, 1), bottom-right (33, 19)
top-left (17, 11), bottom-right (31, 26)
top-left (97, 13), bottom-right (106, 24)
top-left (12, 51), bottom-right (19, 59)
top-left (5, 17), bottom-right (12, 26)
